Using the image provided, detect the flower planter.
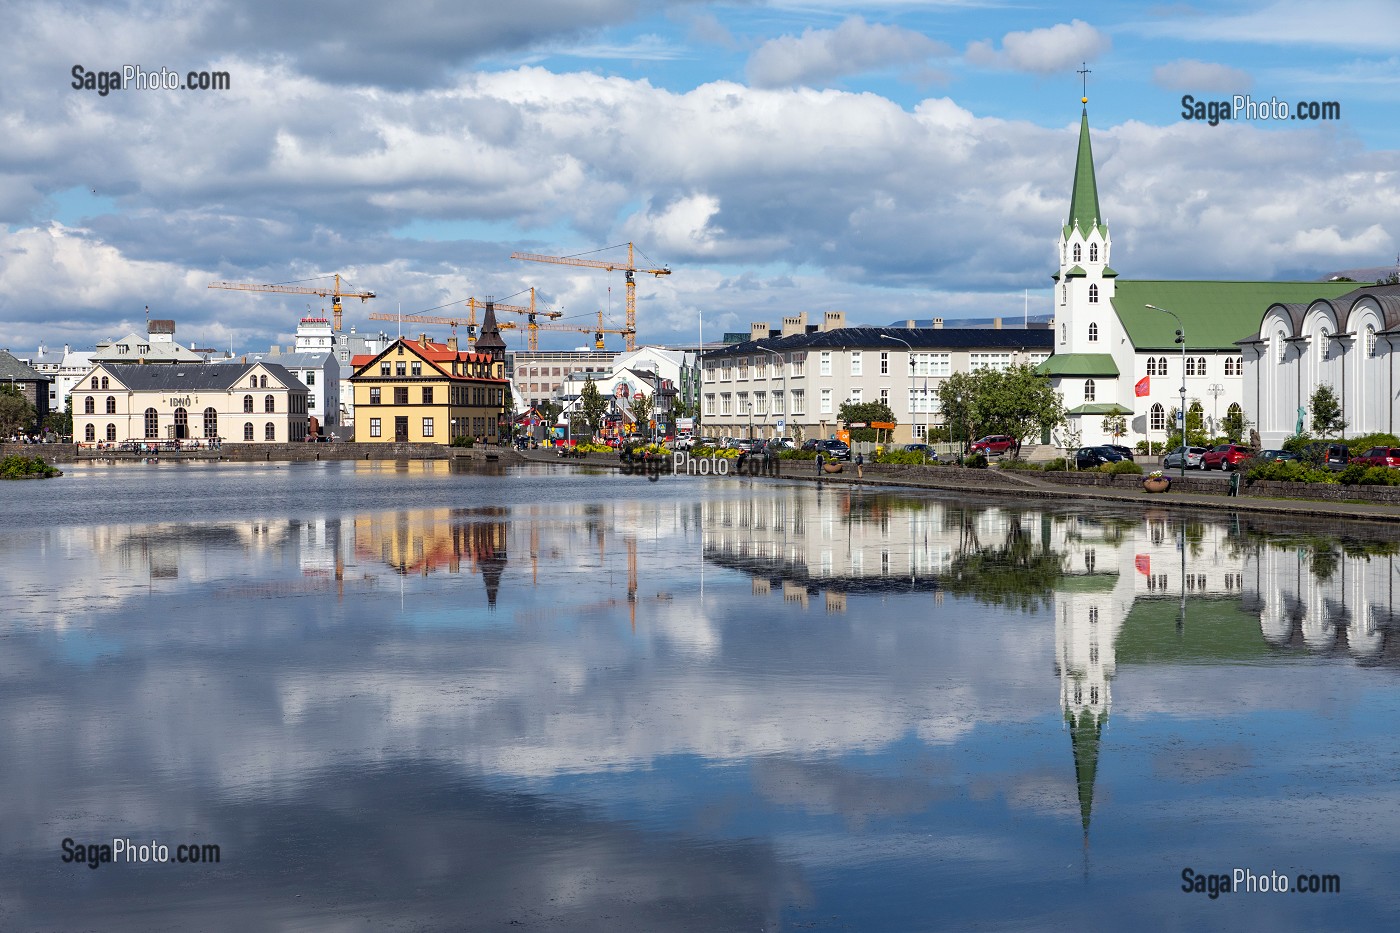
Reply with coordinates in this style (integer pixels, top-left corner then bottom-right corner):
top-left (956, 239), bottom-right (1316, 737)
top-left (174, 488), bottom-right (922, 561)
top-left (1142, 476), bottom-right (1171, 494)
top-left (823, 462), bottom-right (844, 474)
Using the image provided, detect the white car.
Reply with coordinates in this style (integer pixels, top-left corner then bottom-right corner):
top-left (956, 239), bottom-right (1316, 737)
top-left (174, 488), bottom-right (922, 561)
top-left (674, 435), bottom-right (695, 451)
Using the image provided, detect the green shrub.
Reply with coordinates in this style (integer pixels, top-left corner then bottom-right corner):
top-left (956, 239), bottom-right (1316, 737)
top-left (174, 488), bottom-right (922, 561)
top-left (691, 445), bottom-right (739, 459)
top-left (1247, 460), bottom-right (1338, 485)
top-left (0, 455), bottom-right (60, 479)
top-left (1042, 457), bottom-right (1067, 472)
top-left (575, 442), bottom-right (613, 453)
top-left (450, 436), bottom-right (474, 448)
top-left (962, 453), bottom-right (988, 469)
top-left (1340, 464), bottom-right (1400, 486)
top-left (1346, 433), bottom-right (1400, 456)
top-left (1102, 460), bottom-right (1143, 475)
top-left (1281, 434), bottom-right (1314, 455)
top-left (874, 449), bottom-right (937, 465)
top-left (779, 449), bottom-right (817, 460)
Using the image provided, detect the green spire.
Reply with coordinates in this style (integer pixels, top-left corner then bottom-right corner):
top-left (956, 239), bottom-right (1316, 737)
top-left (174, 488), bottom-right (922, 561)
top-left (1066, 108), bottom-right (1103, 238)
top-left (1068, 707), bottom-right (1104, 837)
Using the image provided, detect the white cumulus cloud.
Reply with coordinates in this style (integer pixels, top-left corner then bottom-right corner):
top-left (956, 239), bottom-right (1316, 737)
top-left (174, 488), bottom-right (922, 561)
top-left (966, 19), bottom-right (1110, 75)
top-left (746, 16), bottom-right (950, 88)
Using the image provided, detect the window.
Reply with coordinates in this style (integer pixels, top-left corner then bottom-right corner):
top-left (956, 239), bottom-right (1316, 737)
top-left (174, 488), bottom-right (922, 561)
top-left (1083, 379), bottom-right (1096, 402)
top-left (260, 376), bottom-right (267, 388)
top-left (411, 362), bottom-right (422, 377)
top-left (1227, 402), bottom-right (1242, 426)
top-left (970, 353), bottom-right (1012, 372)
top-left (1088, 322), bottom-right (1098, 342)
top-left (1061, 322), bottom-right (1067, 344)
top-left (1061, 285), bottom-right (1067, 306)
top-left (369, 387), bottom-right (381, 405)
top-left (100, 376), bottom-right (109, 390)
top-left (422, 387), bottom-right (433, 405)
top-left (381, 362), bottom-right (391, 376)
top-left (1089, 284), bottom-right (1099, 303)
top-left (791, 354), bottom-right (806, 377)
top-left (1224, 356), bottom-right (1240, 376)
top-left (850, 388), bottom-right (863, 404)
top-left (84, 396), bottom-right (94, 414)
top-left (91, 377), bottom-right (99, 389)
top-left (422, 417), bottom-right (434, 437)
top-left (1320, 328), bottom-right (1331, 360)
top-left (720, 393), bottom-right (732, 416)
top-left (243, 394), bottom-right (254, 413)
top-left (396, 362), bottom-right (406, 377)
top-left (704, 394), bottom-right (716, 417)
top-left (1185, 357), bottom-right (1196, 376)
top-left (144, 407), bottom-right (158, 438)
top-left (880, 388), bottom-right (889, 406)
top-left (820, 388), bottom-right (832, 413)
top-left (1196, 356), bottom-right (1207, 375)
top-left (851, 353), bottom-right (862, 376)
top-left (174, 407), bottom-right (188, 437)
top-left (1150, 403), bottom-right (1165, 431)
top-left (819, 352), bottom-right (832, 376)
top-left (394, 387), bottom-right (408, 405)
top-left (1089, 243), bottom-right (1098, 262)
top-left (305, 371), bottom-right (315, 385)
top-left (106, 424), bottom-right (116, 441)
top-left (772, 391), bottom-right (784, 414)
top-left (791, 389), bottom-right (805, 414)
top-left (1073, 243), bottom-right (1082, 262)
top-left (913, 353), bottom-right (950, 377)
top-left (265, 423), bottom-right (276, 441)
top-left (105, 396), bottom-right (115, 414)
top-left (880, 352), bottom-right (889, 375)
top-left (370, 418), bottom-right (382, 438)
top-left (204, 408), bottom-right (218, 438)
top-left (913, 423), bottom-right (927, 440)
top-left (755, 392), bottom-right (767, 416)
top-left (244, 422), bottom-right (254, 441)
top-left (84, 424), bottom-right (95, 442)
top-left (265, 395), bottom-right (275, 413)
top-left (1277, 330), bottom-right (1288, 363)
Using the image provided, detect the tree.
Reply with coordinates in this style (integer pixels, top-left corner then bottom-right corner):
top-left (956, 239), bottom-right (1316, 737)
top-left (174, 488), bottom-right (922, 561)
top-left (935, 370), bottom-right (980, 452)
top-left (1166, 400), bottom-right (1209, 448)
top-left (0, 384), bottom-right (36, 437)
top-left (1309, 384), bottom-right (1347, 438)
top-left (969, 363), bottom-right (1066, 458)
top-left (537, 399), bottom-right (563, 427)
top-left (1100, 414), bottom-right (1127, 442)
top-left (837, 400), bottom-right (896, 443)
top-left (579, 377), bottom-right (607, 437)
top-left (628, 391), bottom-right (651, 438)
top-left (1222, 405), bottom-right (1248, 444)
top-left (44, 396), bottom-right (73, 438)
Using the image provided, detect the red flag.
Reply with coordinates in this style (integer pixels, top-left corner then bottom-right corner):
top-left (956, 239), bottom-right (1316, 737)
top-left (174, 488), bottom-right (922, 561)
top-left (1135, 554), bottom-right (1151, 576)
top-left (1135, 375), bottom-right (1150, 397)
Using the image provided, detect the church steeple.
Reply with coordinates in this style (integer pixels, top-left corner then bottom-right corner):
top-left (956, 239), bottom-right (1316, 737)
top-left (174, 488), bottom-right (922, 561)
top-left (1066, 108), bottom-right (1104, 239)
top-left (1068, 707), bottom-right (1104, 838)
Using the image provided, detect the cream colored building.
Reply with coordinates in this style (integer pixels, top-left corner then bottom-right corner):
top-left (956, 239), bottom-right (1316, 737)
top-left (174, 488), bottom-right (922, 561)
top-left (72, 361), bottom-right (308, 444)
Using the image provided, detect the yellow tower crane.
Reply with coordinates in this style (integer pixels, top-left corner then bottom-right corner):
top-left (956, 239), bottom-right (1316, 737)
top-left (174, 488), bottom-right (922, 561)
top-left (368, 289), bottom-right (562, 349)
top-left (510, 242), bottom-right (670, 352)
top-left (208, 274), bottom-right (375, 332)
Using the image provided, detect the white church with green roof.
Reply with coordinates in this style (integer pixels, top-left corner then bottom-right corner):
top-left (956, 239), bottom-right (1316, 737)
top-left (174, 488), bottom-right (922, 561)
top-left (1037, 105), bottom-right (1357, 448)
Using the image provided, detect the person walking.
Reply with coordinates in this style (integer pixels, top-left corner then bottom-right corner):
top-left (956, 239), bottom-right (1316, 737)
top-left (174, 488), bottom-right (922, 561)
top-left (856, 451), bottom-right (864, 480)
top-left (815, 451), bottom-right (824, 480)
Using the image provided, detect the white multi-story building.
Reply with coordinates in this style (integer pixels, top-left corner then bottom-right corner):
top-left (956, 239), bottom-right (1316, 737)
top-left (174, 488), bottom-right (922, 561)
top-left (230, 315), bottom-right (341, 428)
top-left (701, 311), bottom-right (1052, 443)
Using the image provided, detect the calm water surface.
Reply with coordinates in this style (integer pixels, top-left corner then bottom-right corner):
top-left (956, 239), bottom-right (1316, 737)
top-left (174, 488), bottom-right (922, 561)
top-left (3, 460), bottom-right (1400, 931)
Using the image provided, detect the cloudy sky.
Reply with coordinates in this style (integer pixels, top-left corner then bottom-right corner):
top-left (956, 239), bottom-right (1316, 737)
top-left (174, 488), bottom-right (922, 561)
top-left (3, 0), bottom-right (1399, 355)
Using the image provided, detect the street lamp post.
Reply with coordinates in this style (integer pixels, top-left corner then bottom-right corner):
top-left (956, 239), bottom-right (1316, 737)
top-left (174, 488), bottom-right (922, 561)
top-left (1207, 383), bottom-right (1224, 436)
top-left (757, 344), bottom-right (785, 440)
top-left (1146, 304), bottom-right (1187, 479)
top-left (880, 334), bottom-right (917, 458)
top-left (746, 402), bottom-right (753, 441)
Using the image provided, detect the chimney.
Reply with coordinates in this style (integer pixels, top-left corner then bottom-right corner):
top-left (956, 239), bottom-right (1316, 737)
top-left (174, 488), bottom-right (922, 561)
top-left (905, 319), bottom-right (915, 329)
top-left (933, 318), bottom-right (944, 330)
top-left (781, 313), bottom-right (808, 337)
top-left (269, 345), bottom-right (280, 355)
top-left (750, 322), bottom-right (769, 341)
top-left (822, 310), bottom-right (845, 332)
top-left (447, 336), bottom-right (458, 352)
top-left (993, 317), bottom-right (1002, 330)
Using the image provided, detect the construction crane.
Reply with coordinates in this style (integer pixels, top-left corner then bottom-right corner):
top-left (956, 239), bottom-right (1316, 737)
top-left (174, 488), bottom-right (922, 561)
top-left (368, 290), bottom-right (562, 349)
top-left (528, 311), bottom-right (634, 351)
top-left (371, 305), bottom-right (630, 351)
top-left (462, 289), bottom-right (563, 351)
top-left (367, 307), bottom-right (519, 344)
top-left (510, 242), bottom-right (670, 351)
top-left (208, 274), bottom-right (375, 332)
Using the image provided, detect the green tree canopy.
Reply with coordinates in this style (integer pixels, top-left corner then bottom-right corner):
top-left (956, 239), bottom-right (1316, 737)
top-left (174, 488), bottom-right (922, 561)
top-left (0, 385), bottom-right (36, 437)
top-left (628, 391), bottom-right (651, 435)
top-left (837, 400), bottom-right (896, 442)
top-left (935, 363), bottom-right (1065, 456)
top-left (579, 377), bottom-right (607, 436)
top-left (1309, 384), bottom-right (1347, 438)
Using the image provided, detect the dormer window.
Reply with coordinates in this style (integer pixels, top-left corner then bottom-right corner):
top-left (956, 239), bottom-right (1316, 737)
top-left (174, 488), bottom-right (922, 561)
top-left (1088, 284), bottom-right (1098, 303)
top-left (1089, 243), bottom-right (1098, 262)
top-left (1072, 243), bottom-right (1081, 263)
top-left (1088, 322), bottom-right (1098, 342)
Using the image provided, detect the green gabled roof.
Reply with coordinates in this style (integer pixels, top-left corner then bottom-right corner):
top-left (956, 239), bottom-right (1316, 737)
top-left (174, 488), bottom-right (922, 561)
top-left (1056, 572), bottom-right (1120, 594)
top-left (1116, 597), bottom-right (1273, 664)
top-left (1101, 266), bottom-right (1118, 278)
top-left (1066, 402), bottom-right (1133, 416)
top-left (1035, 353), bottom-right (1119, 376)
top-left (1064, 109), bottom-right (1105, 239)
top-left (1112, 280), bottom-right (1359, 351)
top-left (1064, 265), bottom-right (1087, 278)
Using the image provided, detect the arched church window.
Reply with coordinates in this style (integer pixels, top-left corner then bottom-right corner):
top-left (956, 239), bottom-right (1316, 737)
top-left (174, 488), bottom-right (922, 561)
top-left (1185, 358), bottom-right (1196, 376)
top-left (1367, 324), bottom-right (1378, 358)
top-left (1061, 285), bottom-right (1067, 306)
top-left (1073, 243), bottom-right (1082, 263)
top-left (1320, 328), bottom-right (1331, 360)
top-left (1088, 284), bottom-right (1098, 303)
top-left (1277, 331), bottom-right (1287, 363)
top-left (1089, 243), bottom-right (1098, 262)
top-left (1061, 322), bottom-right (1067, 344)
top-left (1150, 403), bottom-right (1165, 431)
top-left (1197, 356), bottom-right (1207, 374)
top-left (1083, 379), bottom-right (1096, 402)
top-left (1088, 322), bottom-right (1098, 342)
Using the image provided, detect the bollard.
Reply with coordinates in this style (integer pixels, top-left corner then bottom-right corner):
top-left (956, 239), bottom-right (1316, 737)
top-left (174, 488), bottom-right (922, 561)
top-left (1229, 471), bottom-right (1241, 497)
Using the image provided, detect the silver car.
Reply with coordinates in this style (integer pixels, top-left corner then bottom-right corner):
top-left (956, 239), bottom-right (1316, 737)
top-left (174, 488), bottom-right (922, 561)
top-left (1163, 445), bottom-right (1207, 470)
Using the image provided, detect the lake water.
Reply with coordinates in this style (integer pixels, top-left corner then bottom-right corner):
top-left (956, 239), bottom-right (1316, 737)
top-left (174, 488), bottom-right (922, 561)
top-left (4, 460), bottom-right (1400, 931)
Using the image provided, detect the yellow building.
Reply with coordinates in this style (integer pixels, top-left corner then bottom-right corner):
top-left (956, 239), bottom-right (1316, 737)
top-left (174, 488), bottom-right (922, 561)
top-left (349, 335), bottom-right (508, 443)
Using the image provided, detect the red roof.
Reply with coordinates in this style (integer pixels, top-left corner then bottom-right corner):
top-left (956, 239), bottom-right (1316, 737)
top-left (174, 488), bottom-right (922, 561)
top-left (351, 338), bottom-right (506, 382)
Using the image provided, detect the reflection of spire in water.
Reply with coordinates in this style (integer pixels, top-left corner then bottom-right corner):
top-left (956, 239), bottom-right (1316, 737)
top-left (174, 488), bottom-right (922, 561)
top-left (1068, 707), bottom-right (1105, 842)
top-left (626, 535), bottom-right (637, 632)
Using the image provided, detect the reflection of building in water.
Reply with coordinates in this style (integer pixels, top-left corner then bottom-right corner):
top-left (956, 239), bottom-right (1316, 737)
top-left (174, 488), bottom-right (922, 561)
top-left (353, 508), bottom-right (509, 606)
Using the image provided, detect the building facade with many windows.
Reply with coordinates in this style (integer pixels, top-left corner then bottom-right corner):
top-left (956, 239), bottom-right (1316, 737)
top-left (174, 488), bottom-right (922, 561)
top-left (701, 312), bottom-right (1052, 443)
top-left (71, 362), bottom-right (308, 444)
top-left (349, 335), bottom-right (509, 444)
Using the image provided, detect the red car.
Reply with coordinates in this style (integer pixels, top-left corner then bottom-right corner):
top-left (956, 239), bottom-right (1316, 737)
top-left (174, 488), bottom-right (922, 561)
top-left (1202, 444), bottom-right (1255, 471)
top-left (969, 435), bottom-right (1016, 456)
top-left (1351, 446), bottom-right (1400, 468)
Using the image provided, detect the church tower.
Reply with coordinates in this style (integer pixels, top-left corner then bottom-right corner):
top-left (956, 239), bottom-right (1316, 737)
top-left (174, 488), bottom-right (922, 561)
top-left (1054, 105), bottom-right (1118, 356)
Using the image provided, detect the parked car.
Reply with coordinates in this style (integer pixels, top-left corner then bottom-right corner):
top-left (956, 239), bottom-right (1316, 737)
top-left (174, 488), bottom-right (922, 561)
top-left (902, 443), bottom-right (939, 460)
top-left (1202, 444), bottom-right (1255, 471)
top-left (1074, 446), bottom-right (1127, 470)
top-left (1162, 445), bottom-right (1207, 470)
top-left (1253, 449), bottom-right (1299, 464)
top-left (969, 434), bottom-right (1016, 456)
top-left (1302, 442), bottom-right (1351, 471)
top-left (1351, 446), bottom-right (1400, 468)
top-left (803, 439), bottom-right (851, 461)
top-left (1105, 444), bottom-right (1134, 461)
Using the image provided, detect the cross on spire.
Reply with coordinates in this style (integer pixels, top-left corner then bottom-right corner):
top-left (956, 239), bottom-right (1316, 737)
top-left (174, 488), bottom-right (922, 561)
top-left (1077, 62), bottom-right (1091, 103)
